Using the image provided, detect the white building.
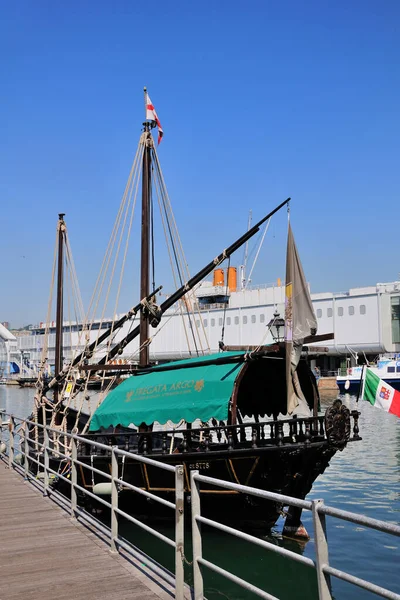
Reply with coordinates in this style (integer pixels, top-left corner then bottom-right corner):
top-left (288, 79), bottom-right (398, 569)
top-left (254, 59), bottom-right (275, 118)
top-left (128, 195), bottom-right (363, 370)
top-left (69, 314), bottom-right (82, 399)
top-left (7, 278), bottom-right (400, 375)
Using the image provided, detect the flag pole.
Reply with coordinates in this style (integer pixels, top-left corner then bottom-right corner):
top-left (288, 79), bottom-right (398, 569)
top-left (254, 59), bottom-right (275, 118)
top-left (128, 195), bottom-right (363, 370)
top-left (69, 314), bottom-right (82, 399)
top-left (143, 86), bottom-right (147, 119)
top-left (356, 364), bottom-right (366, 403)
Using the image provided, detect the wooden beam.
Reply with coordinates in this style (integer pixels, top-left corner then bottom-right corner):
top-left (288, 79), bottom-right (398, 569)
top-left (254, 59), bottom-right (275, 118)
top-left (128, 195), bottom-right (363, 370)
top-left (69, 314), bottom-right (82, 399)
top-left (303, 333), bottom-right (334, 344)
top-left (220, 344), bottom-right (280, 353)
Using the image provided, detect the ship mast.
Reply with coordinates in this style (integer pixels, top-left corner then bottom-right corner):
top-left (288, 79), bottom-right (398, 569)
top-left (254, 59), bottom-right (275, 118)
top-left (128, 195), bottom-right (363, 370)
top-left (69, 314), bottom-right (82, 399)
top-left (139, 90), bottom-right (155, 367)
top-left (54, 213), bottom-right (65, 403)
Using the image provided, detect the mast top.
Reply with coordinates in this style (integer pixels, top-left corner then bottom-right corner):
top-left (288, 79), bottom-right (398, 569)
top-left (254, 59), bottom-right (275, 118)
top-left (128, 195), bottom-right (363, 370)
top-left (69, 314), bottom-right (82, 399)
top-left (58, 213), bottom-right (65, 220)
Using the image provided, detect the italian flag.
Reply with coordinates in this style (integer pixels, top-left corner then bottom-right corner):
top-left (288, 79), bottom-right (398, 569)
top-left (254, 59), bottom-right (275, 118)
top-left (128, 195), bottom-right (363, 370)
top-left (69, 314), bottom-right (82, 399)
top-left (363, 368), bottom-right (400, 417)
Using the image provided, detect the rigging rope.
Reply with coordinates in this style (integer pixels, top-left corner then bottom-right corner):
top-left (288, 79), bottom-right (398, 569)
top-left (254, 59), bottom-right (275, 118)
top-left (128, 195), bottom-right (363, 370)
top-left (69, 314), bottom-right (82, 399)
top-left (220, 255), bottom-right (230, 348)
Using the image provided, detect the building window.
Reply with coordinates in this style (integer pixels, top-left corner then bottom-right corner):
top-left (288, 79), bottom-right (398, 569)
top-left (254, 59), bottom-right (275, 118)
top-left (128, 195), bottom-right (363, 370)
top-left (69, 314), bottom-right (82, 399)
top-left (251, 315), bottom-right (256, 324)
top-left (227, 317), bottom-right (231, 326)
top-left (234, 316), bottom-right (239, 325)
top-left (211, 319), bottom-right (215, 327)
top-left (316, 309), bottom-right (322, 318)
top-left (338, 307), bottom-right (343, 317)
top-left (327, 308), bottom-right (333, 317)
top-left (349, 306), bottom-right (355, 316)
top-left (260, 314), bottom-right (265, 323)
top-left (204, 319), bottom-right (207, 327)
top-left (243, 316), bottom-right (248, 325)
top-left (391, 297), bottom-right (400, 343)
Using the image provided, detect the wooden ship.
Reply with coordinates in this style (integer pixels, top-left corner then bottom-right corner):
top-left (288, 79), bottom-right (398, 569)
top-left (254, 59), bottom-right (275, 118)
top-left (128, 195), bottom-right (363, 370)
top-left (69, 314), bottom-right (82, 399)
top-left (29, 90), bottom-right (361, 538)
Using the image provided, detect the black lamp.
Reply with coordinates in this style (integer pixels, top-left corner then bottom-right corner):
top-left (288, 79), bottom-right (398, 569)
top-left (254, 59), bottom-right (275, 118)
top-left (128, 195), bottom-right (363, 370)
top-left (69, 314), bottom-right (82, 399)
top-left (267, 310), bottom-right (285, 342)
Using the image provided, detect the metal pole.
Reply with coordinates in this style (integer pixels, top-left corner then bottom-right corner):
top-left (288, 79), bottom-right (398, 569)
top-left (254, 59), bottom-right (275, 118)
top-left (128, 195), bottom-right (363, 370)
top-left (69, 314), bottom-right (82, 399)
top-left (0, 410), bottom-right (4, 448)
top-left (175, 465), bottom-right (185, 600)
top-left (43, 426), bottom-right (49, 496)
top-left (190, 470), bottom-right (204, 600)
top-left (9, 415), bottom-right (15, 468)
top-left (24, 426), bottom-right (29, 480)
top-left (356, 364), bottom-right (366, 403)
top-left (111, 447), bottom-right (119, 553)
top-left (71, 436), bottom-right (77, 517)
top-left (312, 499), bottom-right (332, 600)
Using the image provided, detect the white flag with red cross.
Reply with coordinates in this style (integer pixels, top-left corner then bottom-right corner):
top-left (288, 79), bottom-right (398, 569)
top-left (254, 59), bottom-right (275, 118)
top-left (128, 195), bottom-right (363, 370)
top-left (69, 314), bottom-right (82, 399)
top-left (145, 92), bottom-right (164, 144)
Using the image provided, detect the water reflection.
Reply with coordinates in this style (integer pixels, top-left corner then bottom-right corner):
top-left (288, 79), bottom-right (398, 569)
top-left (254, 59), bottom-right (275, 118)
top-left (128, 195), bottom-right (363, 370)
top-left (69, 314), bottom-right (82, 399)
top-left (1, 387), bottom-right (399, 599)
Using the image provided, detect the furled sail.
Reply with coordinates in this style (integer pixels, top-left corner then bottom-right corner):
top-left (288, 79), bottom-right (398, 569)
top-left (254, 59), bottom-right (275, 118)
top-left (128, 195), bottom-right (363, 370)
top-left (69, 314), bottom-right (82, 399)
top-left (285, 222), bottom-right (317, 414)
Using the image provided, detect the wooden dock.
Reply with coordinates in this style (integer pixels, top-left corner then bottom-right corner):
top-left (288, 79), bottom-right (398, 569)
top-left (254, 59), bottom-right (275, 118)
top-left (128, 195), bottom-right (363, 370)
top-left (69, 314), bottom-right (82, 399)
top-left (0, 462), bottom-right (173, 600)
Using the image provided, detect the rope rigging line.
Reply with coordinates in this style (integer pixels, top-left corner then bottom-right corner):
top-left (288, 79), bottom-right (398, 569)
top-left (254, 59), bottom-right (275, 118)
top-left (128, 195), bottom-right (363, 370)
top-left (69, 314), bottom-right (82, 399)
top-left (152, 167), bottom-right (197, 356)
top-left (219, 255), bottom-right (231, 348)
top-left (84, 140), bottom-right (144, 343)
top-left (150, 162), bottom-right (156, 293)
top-left (86, 142), bottom-right (143, 325)
top-left (102, 143), bottom-right (143, 365)
top-left (152, 145), bottom-right (209, 355)
top-left (244, 218), bottom-right (271, 290)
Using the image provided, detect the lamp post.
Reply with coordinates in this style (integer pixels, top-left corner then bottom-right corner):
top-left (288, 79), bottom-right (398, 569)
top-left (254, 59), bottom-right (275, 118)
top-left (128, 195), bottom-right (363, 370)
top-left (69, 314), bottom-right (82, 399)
top-left (267, 310), bottom-right (285, 343)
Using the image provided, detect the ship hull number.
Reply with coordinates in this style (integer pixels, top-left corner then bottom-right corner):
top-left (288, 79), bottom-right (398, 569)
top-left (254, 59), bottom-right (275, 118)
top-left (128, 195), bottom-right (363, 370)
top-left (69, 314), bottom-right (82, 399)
top-left (188, 462), bottom-right (210, 470)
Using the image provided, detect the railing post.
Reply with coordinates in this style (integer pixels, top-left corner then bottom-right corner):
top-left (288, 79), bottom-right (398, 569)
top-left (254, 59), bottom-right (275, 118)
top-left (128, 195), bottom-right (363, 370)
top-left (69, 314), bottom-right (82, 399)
top-left (9, 415), bottom-right (15, 468)
top-left (110, 447), bottom-right (119, 553)
top-left (71, 436), bottom-right (78, 518)
top-left (175, 465), bottom-right (185, 600)
top-left (43, 426), bottom-right (49, 496)
top-left (312, 500), bottom-right (332, 600)
top-left (0, 410), bottom-right (4, 447)
top-left (190, 470), bottom-right (204, 600)
top-left (24, 425), bottom-right (29, 480)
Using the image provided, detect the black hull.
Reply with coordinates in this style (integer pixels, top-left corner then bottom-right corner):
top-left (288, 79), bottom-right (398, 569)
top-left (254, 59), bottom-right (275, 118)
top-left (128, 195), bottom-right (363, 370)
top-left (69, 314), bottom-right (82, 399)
top-left (28, 402), bottom-right (360, 533)
top-left (49, 440), bottom-right (337, 528)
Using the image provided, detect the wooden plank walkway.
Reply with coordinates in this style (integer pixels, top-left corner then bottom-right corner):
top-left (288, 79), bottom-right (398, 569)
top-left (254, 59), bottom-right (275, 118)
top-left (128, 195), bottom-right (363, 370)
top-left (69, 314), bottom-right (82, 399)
top-left (0, 462), bottom-right (173, 600)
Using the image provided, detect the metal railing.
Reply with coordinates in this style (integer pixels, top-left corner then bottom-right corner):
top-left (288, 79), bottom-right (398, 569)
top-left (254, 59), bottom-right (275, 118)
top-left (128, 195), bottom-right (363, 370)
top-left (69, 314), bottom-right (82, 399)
top-left (1, 410), bottom-right (400, 600)
top-left (190, 471), bottom-right (400, 600)
top-left (0, 410), bottom-right (185, 600)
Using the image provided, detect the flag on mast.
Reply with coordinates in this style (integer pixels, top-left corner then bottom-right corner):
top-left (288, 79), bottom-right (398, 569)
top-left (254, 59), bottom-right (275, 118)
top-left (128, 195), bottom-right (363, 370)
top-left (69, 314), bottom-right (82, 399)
top-left (363, 368), bottom-right (400, 417)
top-left (145, 91), bottom-right (164, 144)
top-left (285, 222), bottom-right (318, 414)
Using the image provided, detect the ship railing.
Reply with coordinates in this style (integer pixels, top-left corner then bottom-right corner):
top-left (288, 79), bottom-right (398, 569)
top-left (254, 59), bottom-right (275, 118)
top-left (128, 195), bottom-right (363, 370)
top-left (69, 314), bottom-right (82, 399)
top-left (0, 411), bottom-right (186, 600)
top-left (80, 410), bottom-right (361, 456)
top-left (190, 470), bottom-right (400, 600)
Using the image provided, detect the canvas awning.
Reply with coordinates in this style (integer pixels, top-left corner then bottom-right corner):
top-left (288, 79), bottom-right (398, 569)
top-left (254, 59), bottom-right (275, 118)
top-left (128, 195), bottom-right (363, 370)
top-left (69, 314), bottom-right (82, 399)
top-left (89, 352), bottom-right (246, 431)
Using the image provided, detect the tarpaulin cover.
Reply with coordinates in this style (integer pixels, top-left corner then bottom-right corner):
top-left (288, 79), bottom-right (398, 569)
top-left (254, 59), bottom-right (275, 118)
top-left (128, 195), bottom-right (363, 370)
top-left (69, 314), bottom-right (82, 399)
top-left (89, 352), bottom-right (245, 430)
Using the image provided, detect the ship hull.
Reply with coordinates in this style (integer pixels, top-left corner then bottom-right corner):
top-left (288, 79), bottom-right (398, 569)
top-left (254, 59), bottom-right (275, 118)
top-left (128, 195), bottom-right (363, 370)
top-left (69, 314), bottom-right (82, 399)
top-left (47, 439), bottom-right (337, 528)
top-left (337, 377), bottom-right (400, 394)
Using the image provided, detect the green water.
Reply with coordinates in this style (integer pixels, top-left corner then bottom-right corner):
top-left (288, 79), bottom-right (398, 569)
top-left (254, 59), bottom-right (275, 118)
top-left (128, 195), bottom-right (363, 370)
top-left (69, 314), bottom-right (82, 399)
top-left (1, 387), bottom-right (399, 599)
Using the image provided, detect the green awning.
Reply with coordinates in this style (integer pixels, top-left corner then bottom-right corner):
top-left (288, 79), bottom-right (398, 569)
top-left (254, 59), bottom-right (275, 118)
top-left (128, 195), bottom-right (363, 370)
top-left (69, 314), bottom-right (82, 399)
top-left (89, 352), bottom-right (246, 430)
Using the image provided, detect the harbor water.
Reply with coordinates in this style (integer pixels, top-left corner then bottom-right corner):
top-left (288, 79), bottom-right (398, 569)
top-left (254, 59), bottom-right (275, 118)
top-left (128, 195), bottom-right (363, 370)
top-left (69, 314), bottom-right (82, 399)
top-left (1, 386), bottom-right (399, 599)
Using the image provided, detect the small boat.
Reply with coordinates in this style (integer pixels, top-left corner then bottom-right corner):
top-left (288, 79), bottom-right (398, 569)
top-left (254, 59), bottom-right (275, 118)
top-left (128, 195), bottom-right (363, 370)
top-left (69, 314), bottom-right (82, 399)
top-left (337, 357), bottom-right (400, 393)
top-left (17, 377), bottom-right (37, 387)
top-left (28, 90), bottom-right (361, 537)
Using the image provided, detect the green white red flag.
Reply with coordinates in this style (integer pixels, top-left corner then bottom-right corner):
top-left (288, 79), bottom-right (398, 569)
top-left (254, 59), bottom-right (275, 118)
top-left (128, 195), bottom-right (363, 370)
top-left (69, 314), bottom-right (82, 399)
top-left (363, 368), bottom-right (400, 417)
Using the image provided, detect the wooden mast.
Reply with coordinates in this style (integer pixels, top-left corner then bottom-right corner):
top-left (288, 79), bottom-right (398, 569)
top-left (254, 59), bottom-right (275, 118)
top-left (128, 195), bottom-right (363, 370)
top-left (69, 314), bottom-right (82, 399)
top-left (139, 89), bottom-right (153, 367)
top-left (54, 213), bottom-right (65, 403)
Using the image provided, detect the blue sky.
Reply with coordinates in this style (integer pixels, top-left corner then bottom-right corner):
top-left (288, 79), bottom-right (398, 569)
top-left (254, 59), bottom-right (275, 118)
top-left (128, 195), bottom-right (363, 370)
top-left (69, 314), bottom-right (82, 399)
top-left (1, 1), bottom-right (399, 327)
